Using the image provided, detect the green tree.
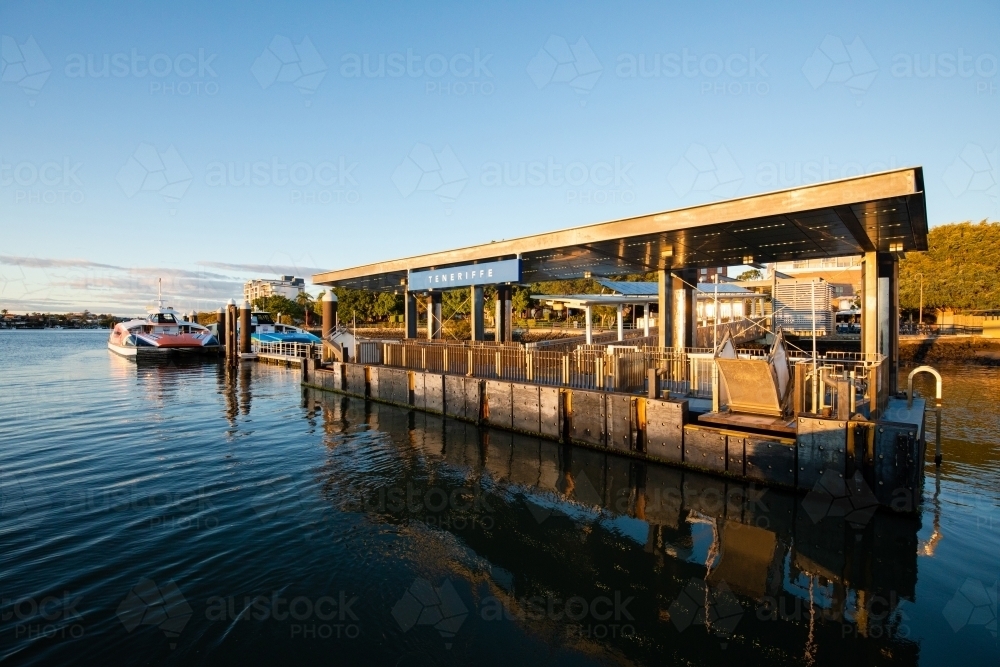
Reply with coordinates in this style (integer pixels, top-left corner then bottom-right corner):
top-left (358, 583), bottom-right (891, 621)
top-left (332, 287), bottom-right (378, 323)
top-left (736, 269), bottom-right (762, 281)
top-left (252, 295), bottom-right (303, 321)
top-left (373, 292), bottom-right (402, 319)
top-left (511, 286), bottom-right (532, 314)
top-left (441, 289), bottom-right (470, 320)
top-left (899, 220), bottom-right (1000, 311)
top-left (312, 291), bottom-right (325, 317)
top-left (295, 291), bottom-right (315, 326)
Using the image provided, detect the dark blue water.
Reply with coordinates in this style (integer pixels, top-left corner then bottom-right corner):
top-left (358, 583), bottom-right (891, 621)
top-left (0, 331), bottom-right (997, 665)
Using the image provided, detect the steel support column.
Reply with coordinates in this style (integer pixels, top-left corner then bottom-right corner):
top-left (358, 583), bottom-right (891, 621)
top-left (879, 254), bottom-right (899, 394)
top-left (672, 269), bottom-right (697, 351)
top-left (471, 285), bottom-right (484, 341)
top-left (495, 285), bottom-right (512, 342)
top-left (657, 269), bottom-right (673, 349)
top-left (585, 305), bottom-right (593, 345)
top-left (404, 291), bottom-right (418, 339)
top-left (427, 291), bottom-right (442, 340)
top-left (642, 304), bottom-right (650, 336)
top-left (616, 303), bottom-right (624, 341)
top-left (862, 251), bottom-right (899, 394)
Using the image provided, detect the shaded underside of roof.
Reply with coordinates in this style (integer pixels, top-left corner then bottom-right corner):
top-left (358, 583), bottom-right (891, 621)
top-left (594, 278), bottom-right (754, 295)
top-left (314, 168), bottom-right (928, 292)
top-left (531, 294), bottom-right (660, 307)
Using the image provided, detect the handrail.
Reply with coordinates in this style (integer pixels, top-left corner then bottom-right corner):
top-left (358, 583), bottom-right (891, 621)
top-left (907, 365), bottom-right (942, 408)
top-left (254, 340), bottom-right (322, 360)
top-left (908, 365), bottom-right (944, 465)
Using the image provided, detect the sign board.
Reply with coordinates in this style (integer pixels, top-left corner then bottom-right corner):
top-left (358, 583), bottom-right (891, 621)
top-left (408, 258), bottom-right (520, 291)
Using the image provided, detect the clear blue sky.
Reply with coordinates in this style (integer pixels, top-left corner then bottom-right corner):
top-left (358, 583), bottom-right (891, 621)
top-left (2, 0), bottom-right (997, 313)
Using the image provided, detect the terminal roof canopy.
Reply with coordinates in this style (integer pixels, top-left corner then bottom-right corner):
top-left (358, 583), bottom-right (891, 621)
top-left (313, 168), bottom-right (928, 292)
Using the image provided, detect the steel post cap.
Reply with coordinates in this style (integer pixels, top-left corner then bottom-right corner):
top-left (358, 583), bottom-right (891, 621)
top-left (226, 298), bottom-right (236, 306)
top-left (323, 291), bottom-right (338, 302)
top-left (241, 300), bottom-right (251, 310)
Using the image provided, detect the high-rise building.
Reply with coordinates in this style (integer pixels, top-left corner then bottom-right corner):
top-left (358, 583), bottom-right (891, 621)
top-left (244, 276), bottom-right (305, 304)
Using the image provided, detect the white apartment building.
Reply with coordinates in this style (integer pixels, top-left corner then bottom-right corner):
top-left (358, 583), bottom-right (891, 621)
top-left (773, 256), bottom-right (862, 301)
top-left (244, 276), bottom-right (305, 304)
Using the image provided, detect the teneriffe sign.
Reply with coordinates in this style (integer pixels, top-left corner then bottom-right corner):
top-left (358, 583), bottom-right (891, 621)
top-left (408, 258), bottom-right (520, 291)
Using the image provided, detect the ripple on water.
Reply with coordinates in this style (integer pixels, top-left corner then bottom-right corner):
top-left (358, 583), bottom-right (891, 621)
top-left (1, 333), bottom-right (998, 666)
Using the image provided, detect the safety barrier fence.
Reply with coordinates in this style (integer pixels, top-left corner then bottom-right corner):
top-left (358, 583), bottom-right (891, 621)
top-left (376, 341), bottom-right (717, 396)
top-left (372, 339), bottom-right (887, 417)
top-left (254, 341), bottom-right (322, 359)
top-left (530, 327), bottom-right (658, 351)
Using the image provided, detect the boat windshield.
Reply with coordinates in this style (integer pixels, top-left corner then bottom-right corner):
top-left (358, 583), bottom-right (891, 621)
top-left (150, 313), bottom-right (177, 324)
top-left (254, 313), bottom-right (275, 324)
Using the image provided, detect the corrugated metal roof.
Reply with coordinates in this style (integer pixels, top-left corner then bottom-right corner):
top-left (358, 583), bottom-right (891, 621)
top-left (695, 283), bottom-right (753, 294)
top-left (594, 278), bottom-right (657, 295)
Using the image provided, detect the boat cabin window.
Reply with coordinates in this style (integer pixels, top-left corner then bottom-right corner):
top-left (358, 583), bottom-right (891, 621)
top-left (151, 313), bottom-right (176, 324)
top-left (254, 313), bottom-right (274, 325)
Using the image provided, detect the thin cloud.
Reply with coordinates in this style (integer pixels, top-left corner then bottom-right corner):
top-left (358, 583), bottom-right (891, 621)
top-left (0, 255), bottom-right (247, 314)
top-left (198, 261), bottom-right (324, 276)
top-left (0, 297), bottom-right (82, 311)
top-left (0, 256), bottom-right (233, 281)
top-left (0, 256), bottom-right (123, 270)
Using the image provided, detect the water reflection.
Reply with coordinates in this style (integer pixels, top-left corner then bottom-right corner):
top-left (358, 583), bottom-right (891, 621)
top-left (304, 389), bottom-right (923, 665)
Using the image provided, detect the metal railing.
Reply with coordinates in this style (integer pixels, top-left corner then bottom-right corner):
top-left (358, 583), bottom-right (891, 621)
top-left (365, 339), bottom-right (888, 418)
top-left (696, 316), bottom-right (769, 347)
top-left (375, 340), bottom-right (722, 395)
top-left (254, 341), bottom-right (322, 359)
top-left (786, 351), bottom-right (887, 419)
top-left (899, 323), bottom-right (983, 336)
top-left (530, 327), bottom-right (658, 351)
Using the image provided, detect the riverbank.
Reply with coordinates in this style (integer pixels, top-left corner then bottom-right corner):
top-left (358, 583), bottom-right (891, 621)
top-left (899, 335), bottom-right (1000, 365)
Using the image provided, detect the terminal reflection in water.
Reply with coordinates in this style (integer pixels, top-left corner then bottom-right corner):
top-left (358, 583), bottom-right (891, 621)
top-left (302, 387), bottom-right (922, 664)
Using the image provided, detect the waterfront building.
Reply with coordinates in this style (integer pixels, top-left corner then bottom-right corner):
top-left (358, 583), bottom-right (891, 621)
top-left (243, 276), bottom-right (305, 304)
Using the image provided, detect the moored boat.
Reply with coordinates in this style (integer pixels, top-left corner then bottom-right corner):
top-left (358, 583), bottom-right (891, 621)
top-left (249, 311), bottom-right (321, 345)
top-left (108, 282), bottom-right (220, 359)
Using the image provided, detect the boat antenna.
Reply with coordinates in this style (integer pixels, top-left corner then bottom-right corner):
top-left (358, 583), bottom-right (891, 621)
top-left (157, 278), bottom-right (164, 309)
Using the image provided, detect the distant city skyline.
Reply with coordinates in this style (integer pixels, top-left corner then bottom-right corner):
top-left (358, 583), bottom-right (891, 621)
top-left (2, 0), bottom-right (998, 313)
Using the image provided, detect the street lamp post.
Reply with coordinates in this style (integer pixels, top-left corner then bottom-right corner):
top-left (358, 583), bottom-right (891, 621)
top-left (918, 273), bottom-right (924, 326)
